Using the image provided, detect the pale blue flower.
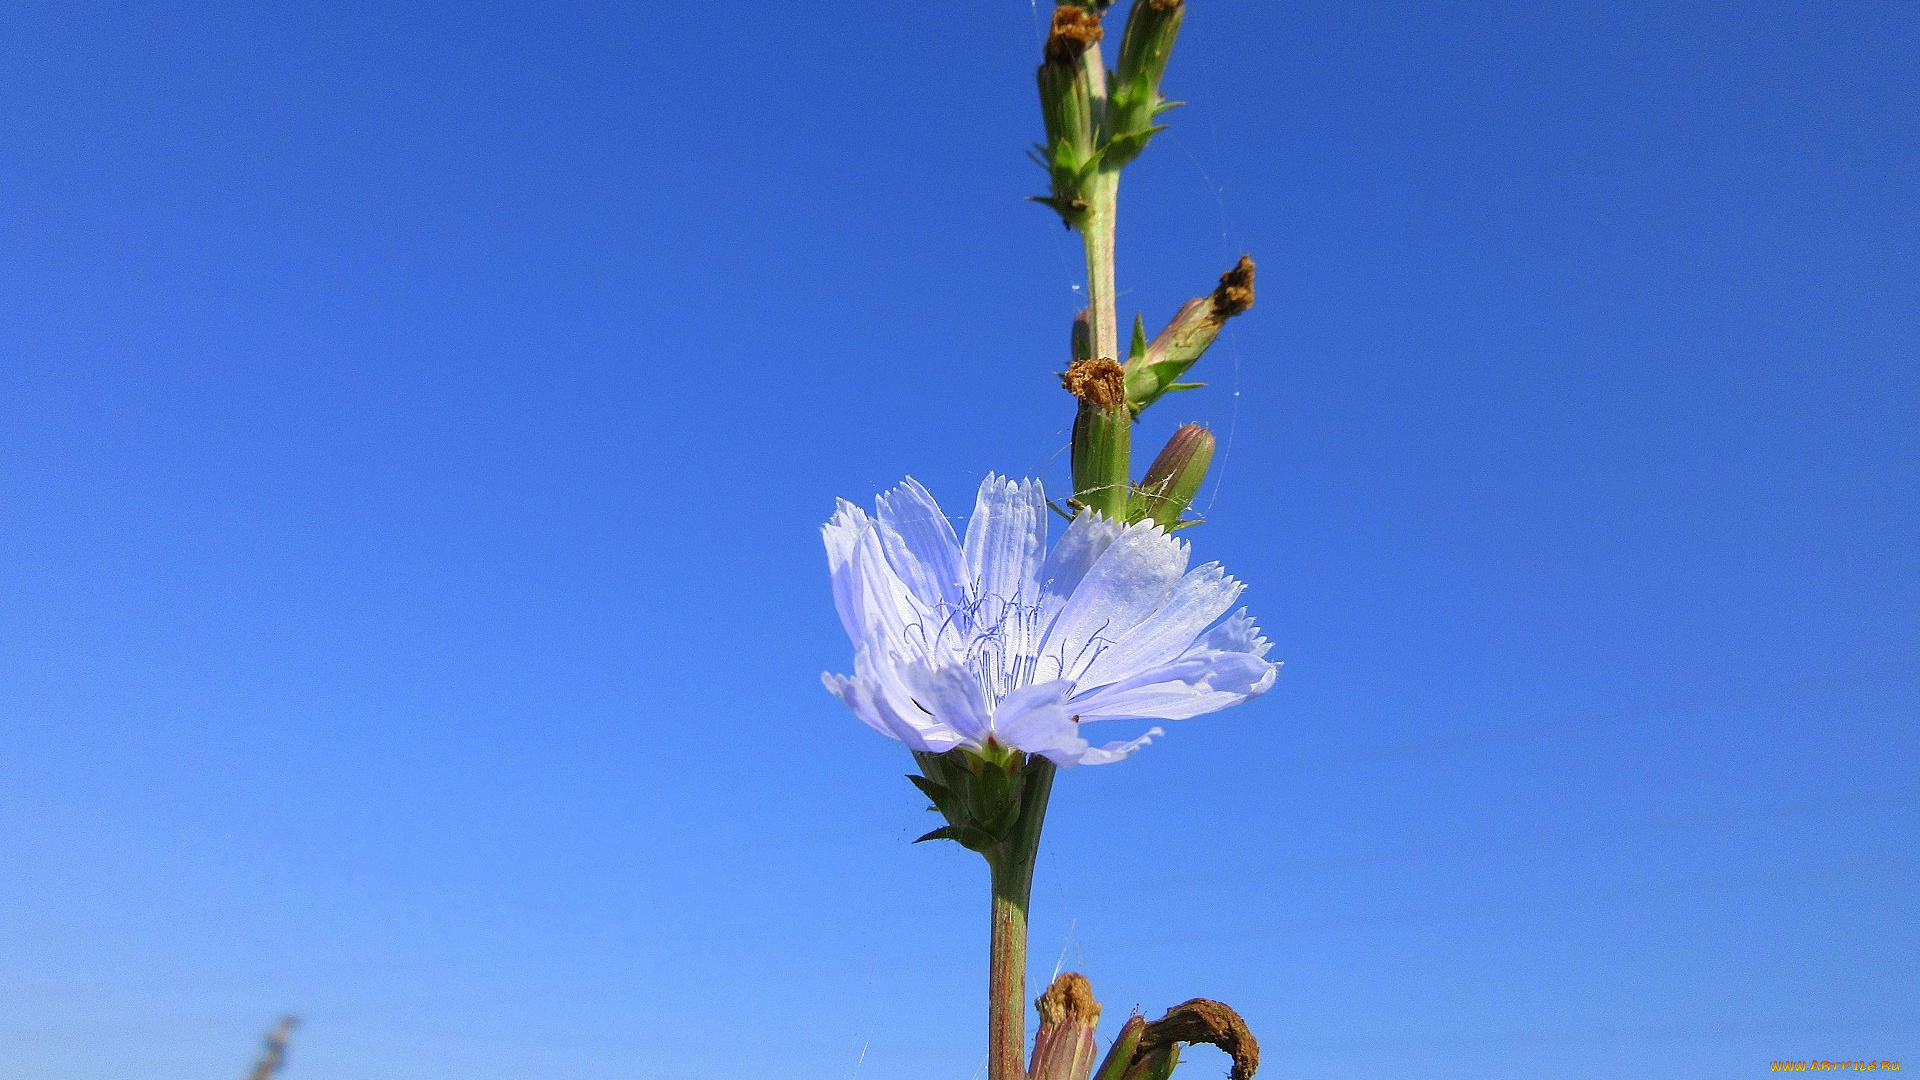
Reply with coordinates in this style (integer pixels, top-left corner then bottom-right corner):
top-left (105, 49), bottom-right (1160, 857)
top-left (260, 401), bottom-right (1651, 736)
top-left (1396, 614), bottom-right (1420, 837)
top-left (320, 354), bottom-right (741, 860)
top-left (822, 475), bottom-right (1278, 766)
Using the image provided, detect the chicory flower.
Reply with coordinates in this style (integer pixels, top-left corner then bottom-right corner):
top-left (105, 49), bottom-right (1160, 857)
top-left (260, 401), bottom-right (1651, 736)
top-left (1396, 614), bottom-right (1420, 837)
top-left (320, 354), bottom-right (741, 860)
top-left (822, 475), bottom-right (1277, 766)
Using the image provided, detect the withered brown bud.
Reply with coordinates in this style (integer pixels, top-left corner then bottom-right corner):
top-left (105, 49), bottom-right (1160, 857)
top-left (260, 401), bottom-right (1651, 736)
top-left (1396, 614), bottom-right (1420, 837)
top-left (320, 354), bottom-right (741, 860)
top-left (1209, 255), bottom-right (1255, 321)
top-left (1044, 5), bottom-right (1105, 66)
top-left (1037, 971), bottom-right (1102, 1028)
top-left (1062, 356), bottom-right (1127, 412)
top-left (1135, 999), bottom-right (1260, 1080)
top-left (1031, 973), bottom-right (1103, 1080)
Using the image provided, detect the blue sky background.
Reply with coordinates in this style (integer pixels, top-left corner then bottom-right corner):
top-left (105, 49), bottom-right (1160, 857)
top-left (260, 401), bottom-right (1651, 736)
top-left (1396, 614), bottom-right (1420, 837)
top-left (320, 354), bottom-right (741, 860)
top-left (2, 2), bottom-right (1915, 1078)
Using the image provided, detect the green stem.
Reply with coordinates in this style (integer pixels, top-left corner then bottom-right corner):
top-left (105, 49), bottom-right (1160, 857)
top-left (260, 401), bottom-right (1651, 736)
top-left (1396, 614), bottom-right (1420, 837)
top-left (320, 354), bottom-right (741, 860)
top-left (1079, 171), bottom-right (1121, 366)
top-left (986, 759), bottom-right (1057, 1080)
top-left (1073, 170), bottom-right (1130, 517)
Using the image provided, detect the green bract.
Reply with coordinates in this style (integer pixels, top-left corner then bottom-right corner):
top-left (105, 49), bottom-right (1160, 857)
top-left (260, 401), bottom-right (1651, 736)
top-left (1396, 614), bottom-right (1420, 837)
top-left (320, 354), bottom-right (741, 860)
top-left (908, 746), bottom-right (1050, 855)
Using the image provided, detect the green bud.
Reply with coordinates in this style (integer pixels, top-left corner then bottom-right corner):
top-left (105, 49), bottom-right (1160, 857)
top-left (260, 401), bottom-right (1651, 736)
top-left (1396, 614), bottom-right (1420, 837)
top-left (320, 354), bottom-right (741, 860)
top-left (1029, 973), bottom-right (1103, 1080)
top-left (1034, 5), bottom-right (1108, 225)
top-left (1123, 255), bottom-right (1254, 410)
top-left (1062, 356), bottom-right (1132, 518)
top-left (1131, 422), bottom-right (1214, 527)
top-left (1107, 0), bottom-right (1185, 169)
top-left (1091, 1015), bottom-right (1147, 1080)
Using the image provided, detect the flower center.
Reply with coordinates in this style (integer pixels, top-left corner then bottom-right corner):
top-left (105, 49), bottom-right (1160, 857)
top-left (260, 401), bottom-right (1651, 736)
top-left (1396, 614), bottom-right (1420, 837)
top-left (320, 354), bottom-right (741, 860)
top-left (903, 590), bottom-right (1117, 709)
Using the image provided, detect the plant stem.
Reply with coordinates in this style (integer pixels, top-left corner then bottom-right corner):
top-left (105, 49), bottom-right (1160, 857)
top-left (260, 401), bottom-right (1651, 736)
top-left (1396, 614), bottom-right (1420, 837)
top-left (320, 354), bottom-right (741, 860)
top-left (988, 855), bottom-right (1032, 1080)
top-left (1080, 171), bottom-right (1122, 367)
top-left (1072, 170), bottom-right (1130, 518)
top-left (987, 758), bottom-right (1057, 1080)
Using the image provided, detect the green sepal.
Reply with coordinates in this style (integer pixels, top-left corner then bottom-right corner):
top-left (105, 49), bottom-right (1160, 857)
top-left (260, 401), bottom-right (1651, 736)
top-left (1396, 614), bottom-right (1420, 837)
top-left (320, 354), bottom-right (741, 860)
top-left (980, 796), bottom-right (1024, 840)
top-left (906, 772), bottom-right (966, 823)
top-left (1120, 258), bottom-right (1255, 411)
top-left (1104, 124), bottom-right (1169, 168)
top-left (1092, 1016), bottom-right (1148, 1080)
top-left (1120, 1046), bottom-right (1180, 1080)
top-left (1129, 312), bottom-right (1148, 362)
top-left (1107, 0), bottom-right (1184, 169)
top-left (913, 824), bottom-right (999, 853)
top-left (1124, 355), bottom-right (1199, 408)
top-left (1031, 193), bottom-right (1091, 226)
top-left (1071, 399), bottom-right (1132, 518)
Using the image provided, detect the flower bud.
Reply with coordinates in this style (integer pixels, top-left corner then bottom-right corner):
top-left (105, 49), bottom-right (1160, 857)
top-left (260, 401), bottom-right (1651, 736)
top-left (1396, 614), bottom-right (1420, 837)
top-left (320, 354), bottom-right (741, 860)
top-left (1063, 356), bottom-right (1132, 518)
top-left (1123, 255), bottom-right (1255, 411)
top-left (1030, 973), bottom-right (1103, 1080)
top-left (1107, 0), bottom-right (1185, 168)
top-left (1132, 422), bottom-right (1215, 527)
top-left (1091, 1015), bottom-right (1147, 1080)
top-left (1034, 5), bottom-right (1107, 224)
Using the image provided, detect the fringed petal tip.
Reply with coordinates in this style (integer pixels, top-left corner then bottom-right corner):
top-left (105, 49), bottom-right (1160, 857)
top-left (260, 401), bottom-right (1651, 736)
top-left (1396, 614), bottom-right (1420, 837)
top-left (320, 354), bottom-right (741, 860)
top-left (1080, 725), bottom-right (1165, 766)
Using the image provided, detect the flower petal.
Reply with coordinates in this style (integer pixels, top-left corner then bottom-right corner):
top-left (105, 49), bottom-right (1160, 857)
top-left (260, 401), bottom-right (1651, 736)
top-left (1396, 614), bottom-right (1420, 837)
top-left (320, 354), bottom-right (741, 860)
top-left (1076, 561), bottom-right (1244, 688)
top-left (899, 663), bottom-right (994, 744)
top-left (1193, 608), bottom-right (1275, 658)
top-left (822, 670), bottom-right (911, 743)
top-left (874, 477), bottom-right (967, 611)
top-left (992, 681), bottom-right (1161, 766)
top-left (823, 655), bottom-right (967, 755)
top-left (1038, 520), bottom-right (1191, 683)
top-left (844, 518), bottom-right (941, 659)
top-left (963, 475), bottom-right (1047, 608)
top-left (822, 499), bottom-right (871, 644)
top-left (1037, 511), bottom-right (1127, 619)
top-left (1068, 608), bottom-right (1279, 722)
top-left (1075, 727), bottom-right (1164, 765)
top-left (989, 678), bottom-right (1081, 760)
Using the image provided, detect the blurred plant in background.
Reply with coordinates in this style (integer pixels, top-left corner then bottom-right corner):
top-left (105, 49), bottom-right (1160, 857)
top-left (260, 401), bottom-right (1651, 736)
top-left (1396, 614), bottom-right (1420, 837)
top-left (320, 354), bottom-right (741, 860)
top-left (241, 1016), bottom-right (297, 1080)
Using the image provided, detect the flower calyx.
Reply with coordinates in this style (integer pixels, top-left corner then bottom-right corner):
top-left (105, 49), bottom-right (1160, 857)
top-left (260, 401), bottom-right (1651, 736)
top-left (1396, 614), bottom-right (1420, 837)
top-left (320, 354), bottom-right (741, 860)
top-left (908, 745), bottom-right (1049, 855)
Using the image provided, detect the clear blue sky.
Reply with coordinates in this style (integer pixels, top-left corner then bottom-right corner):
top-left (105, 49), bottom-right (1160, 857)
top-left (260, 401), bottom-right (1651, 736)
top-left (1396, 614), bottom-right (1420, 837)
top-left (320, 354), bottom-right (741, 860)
top-left (2, 3), bottom-right (1914, 1078)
